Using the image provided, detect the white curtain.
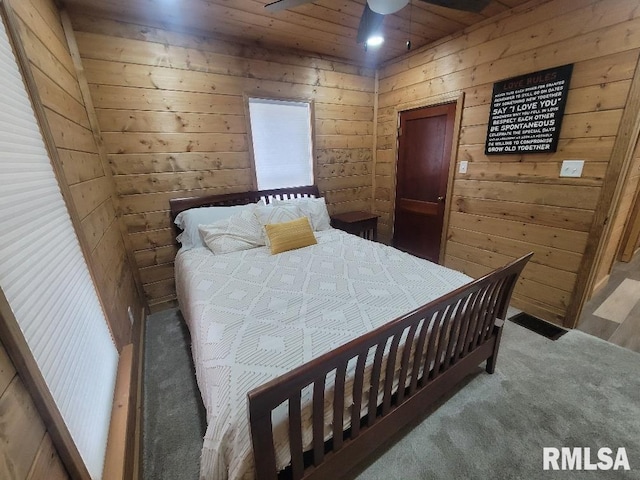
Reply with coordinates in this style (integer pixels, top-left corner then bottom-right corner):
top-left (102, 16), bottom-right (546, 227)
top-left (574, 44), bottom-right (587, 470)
top-left (248, 98), bottom-right (314, 190)
top-left (0, 14), bottom-right (116, 480)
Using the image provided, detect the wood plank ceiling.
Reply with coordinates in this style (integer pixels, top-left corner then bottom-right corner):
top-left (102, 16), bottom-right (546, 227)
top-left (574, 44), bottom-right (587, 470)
top-left (62, 0), bottom-right (532, 66)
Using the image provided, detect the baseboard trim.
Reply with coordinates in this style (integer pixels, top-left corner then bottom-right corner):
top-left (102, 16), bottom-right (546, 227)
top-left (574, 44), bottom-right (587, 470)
top-left (591, 274), bottom-right (610, 299)
top-left (103, 343), bottom-right (133, 479)
top-left (103, 306), bottom-right (145, 480)
top-left (132, 307), bottom-right (146, 480)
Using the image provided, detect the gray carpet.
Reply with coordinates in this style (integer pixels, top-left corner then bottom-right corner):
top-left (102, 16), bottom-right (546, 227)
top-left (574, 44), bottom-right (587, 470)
top-left (143, 309), bottom-right (206, 480)
top-left (143, 309), bottom-right (640, 479)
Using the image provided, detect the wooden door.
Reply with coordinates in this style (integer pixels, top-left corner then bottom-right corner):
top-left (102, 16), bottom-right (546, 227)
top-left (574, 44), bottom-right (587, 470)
top-left (393, 103), bottom-right (456, 263)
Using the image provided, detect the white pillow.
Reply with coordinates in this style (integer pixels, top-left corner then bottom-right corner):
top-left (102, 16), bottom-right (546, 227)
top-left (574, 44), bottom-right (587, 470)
top-left (270, 197), bottom-right (331, 231)
top-left (254, 204), bottom-right (304, 225)
top-left (254, 205), bottom-right (305, 245)
top-left (175, 204), bottom-right (254, 250)
top-left (198, 206), bottom-right (264, 254)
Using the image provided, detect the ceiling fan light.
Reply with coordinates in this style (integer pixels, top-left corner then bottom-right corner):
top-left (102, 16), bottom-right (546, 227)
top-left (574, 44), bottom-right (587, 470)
top-left (366, 35), bottom-right (384, 47)
top-left (367, 0), bottom-right (409, 15)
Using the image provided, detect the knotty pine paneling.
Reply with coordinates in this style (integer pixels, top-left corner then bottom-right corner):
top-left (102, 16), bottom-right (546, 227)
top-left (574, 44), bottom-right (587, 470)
top-left (0, 341), bottom-right (68, 480)
top-left (375, 0), bottom-right (640, 326)
top-left (70, 15), bottom-right (376, 311)
top-left (593, 131), bottom-right (640, 287)
top-left (8, 0), bottom-right (144, 346)
top-left (623, 182), bottom-right (640, 259)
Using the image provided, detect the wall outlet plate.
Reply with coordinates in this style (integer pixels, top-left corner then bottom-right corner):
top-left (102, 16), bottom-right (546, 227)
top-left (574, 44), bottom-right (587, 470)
top-left (459, 160), bottom-right (468, 174)
top-left (560, 160), bottom-right (584, 178)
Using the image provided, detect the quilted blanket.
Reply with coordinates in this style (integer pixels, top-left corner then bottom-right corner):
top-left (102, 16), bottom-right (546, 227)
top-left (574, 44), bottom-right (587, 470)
top-left (175, 229), bottom-right (471, 480)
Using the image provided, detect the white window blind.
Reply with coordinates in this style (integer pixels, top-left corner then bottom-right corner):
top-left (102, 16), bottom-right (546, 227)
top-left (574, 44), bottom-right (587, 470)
top-left (248, 98), bottom-right (314, 189)
top-left (0, 15), bottom-right (116, 480)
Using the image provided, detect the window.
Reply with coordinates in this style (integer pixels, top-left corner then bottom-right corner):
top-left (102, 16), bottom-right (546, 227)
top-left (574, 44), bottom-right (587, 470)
top-left (0, 10), bottom-right (116, 479)
top-left (248, 97), bottom-right (314, 190)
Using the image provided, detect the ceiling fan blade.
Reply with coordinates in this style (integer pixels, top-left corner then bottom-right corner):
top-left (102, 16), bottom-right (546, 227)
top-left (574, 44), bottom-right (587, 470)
top-left (418, 0), bottom-right (491, 13)
top-left (264, 0), bottom-right (315, 13)
top-left (356, 3), bottom-right (385, 44)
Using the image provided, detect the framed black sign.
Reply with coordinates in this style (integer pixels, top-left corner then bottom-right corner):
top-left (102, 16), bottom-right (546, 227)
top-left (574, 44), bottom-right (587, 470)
top-left (485, 64), bottom-right (573, 155)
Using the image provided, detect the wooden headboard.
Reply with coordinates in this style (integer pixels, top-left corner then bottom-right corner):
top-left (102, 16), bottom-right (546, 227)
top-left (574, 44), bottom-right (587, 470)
top-left (169, 185), bottom-right (320, 236)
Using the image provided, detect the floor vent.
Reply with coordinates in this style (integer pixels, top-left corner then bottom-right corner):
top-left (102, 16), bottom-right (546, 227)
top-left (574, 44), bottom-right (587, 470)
top-left (508, 312), bottom-right (568, 340)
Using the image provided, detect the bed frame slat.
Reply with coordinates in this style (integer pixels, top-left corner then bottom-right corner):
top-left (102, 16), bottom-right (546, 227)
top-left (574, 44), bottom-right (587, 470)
top-left (350, 353), bottom-right (367, 439)
top-left (470, 281), bottom-right (500, 353)
top-left (475, 284), bottom-right (495, 346)
top-left (382, 332), bottom-right (402, 415)
top-left (367, 341), bottom-right (386, 428)
top-left (480, 278), bottom-right (506, 345)
top-left (332, 363), bottom-right (347, 451)
top-left (409, 313), bottom-right (437, 395)
top-left (423, 311), bottom-right (444, 381)
top-left (430, 304), bottom-right (456, 380)
top-left (460, 285), bottom-right (489, 358)
top-left (395, 322), bottom-right (418, 405)
top-left (453, 290), bottom-right (482, 364)
top-left (312, 376), bottom-right (325, 465)
top-left (248, 404), bottom-right (278, 480)
top-left (443, 298), bottom-right (466, 369)
top-left (288, 392), bottom-right (304, 480)
top-left (451, 294), bottom-right (471, 363)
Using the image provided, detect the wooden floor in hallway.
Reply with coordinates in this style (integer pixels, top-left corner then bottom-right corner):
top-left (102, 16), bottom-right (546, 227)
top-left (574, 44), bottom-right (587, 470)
top-left (577, 252), bottom-right (640, 353)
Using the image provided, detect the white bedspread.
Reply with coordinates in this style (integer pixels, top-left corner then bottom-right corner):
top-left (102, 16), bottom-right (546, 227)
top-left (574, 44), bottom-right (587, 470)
top-left (175, 229), bottom-right (471, 480)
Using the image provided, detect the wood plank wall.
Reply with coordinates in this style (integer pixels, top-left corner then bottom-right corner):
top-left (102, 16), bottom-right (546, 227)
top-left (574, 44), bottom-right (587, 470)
top-left (7, 0), bottom-right (144, 346)
top-left (624, 188), bottom-right (640, 258)
top-left (375, 0), bottom-right (640, 326)
top-left (0, 340), bottom-right (68, 480)
top-left (619, 143), bottom-right (640, 260)
top-left (68, 15), bottom-right (376, 312)
top-left (595, 132), bottom-right (640, 282)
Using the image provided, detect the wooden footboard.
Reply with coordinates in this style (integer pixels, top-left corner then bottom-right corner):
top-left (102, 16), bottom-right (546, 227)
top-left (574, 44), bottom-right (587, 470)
top-left (248, 253), bottom-right (532, 480)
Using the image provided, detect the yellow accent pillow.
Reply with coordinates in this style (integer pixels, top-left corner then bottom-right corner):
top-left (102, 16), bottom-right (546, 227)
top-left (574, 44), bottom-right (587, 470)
top-left (264, 217), bottom-right (317, 255)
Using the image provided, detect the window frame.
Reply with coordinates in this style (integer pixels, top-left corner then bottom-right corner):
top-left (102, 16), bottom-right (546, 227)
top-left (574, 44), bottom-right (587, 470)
top-left (244, 94), bottom-right (317, 190)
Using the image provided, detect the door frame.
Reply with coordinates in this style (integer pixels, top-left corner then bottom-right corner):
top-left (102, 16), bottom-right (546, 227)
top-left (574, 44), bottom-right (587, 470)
top-left (619, 183), bottom-right (640, 262)
top-left (388, 91), bottom-right (465, 264)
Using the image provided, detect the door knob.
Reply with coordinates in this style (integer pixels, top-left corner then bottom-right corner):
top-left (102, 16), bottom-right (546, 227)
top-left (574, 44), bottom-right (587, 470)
top-left (437, 196), bottom-right (445, 203)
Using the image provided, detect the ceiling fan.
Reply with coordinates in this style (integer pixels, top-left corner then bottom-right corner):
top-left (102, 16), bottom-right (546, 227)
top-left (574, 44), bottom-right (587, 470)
top-left (264, 0), bottom-right (491, 44)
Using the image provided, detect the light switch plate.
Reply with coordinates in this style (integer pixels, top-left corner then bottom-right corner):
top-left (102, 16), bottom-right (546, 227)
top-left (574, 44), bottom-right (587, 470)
top-left (459, 160), bottom-right (468, 174)
top-left (560, 160), bottom-right (584, 178)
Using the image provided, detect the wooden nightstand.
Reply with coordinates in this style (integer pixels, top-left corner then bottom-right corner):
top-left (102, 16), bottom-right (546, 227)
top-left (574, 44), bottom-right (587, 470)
top-left (330, 211), bottom-right (379, 241)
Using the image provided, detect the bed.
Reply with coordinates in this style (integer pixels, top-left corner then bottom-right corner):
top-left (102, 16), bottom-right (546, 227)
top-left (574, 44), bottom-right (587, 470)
top-left (169, 185), bottom-right (532, 480)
